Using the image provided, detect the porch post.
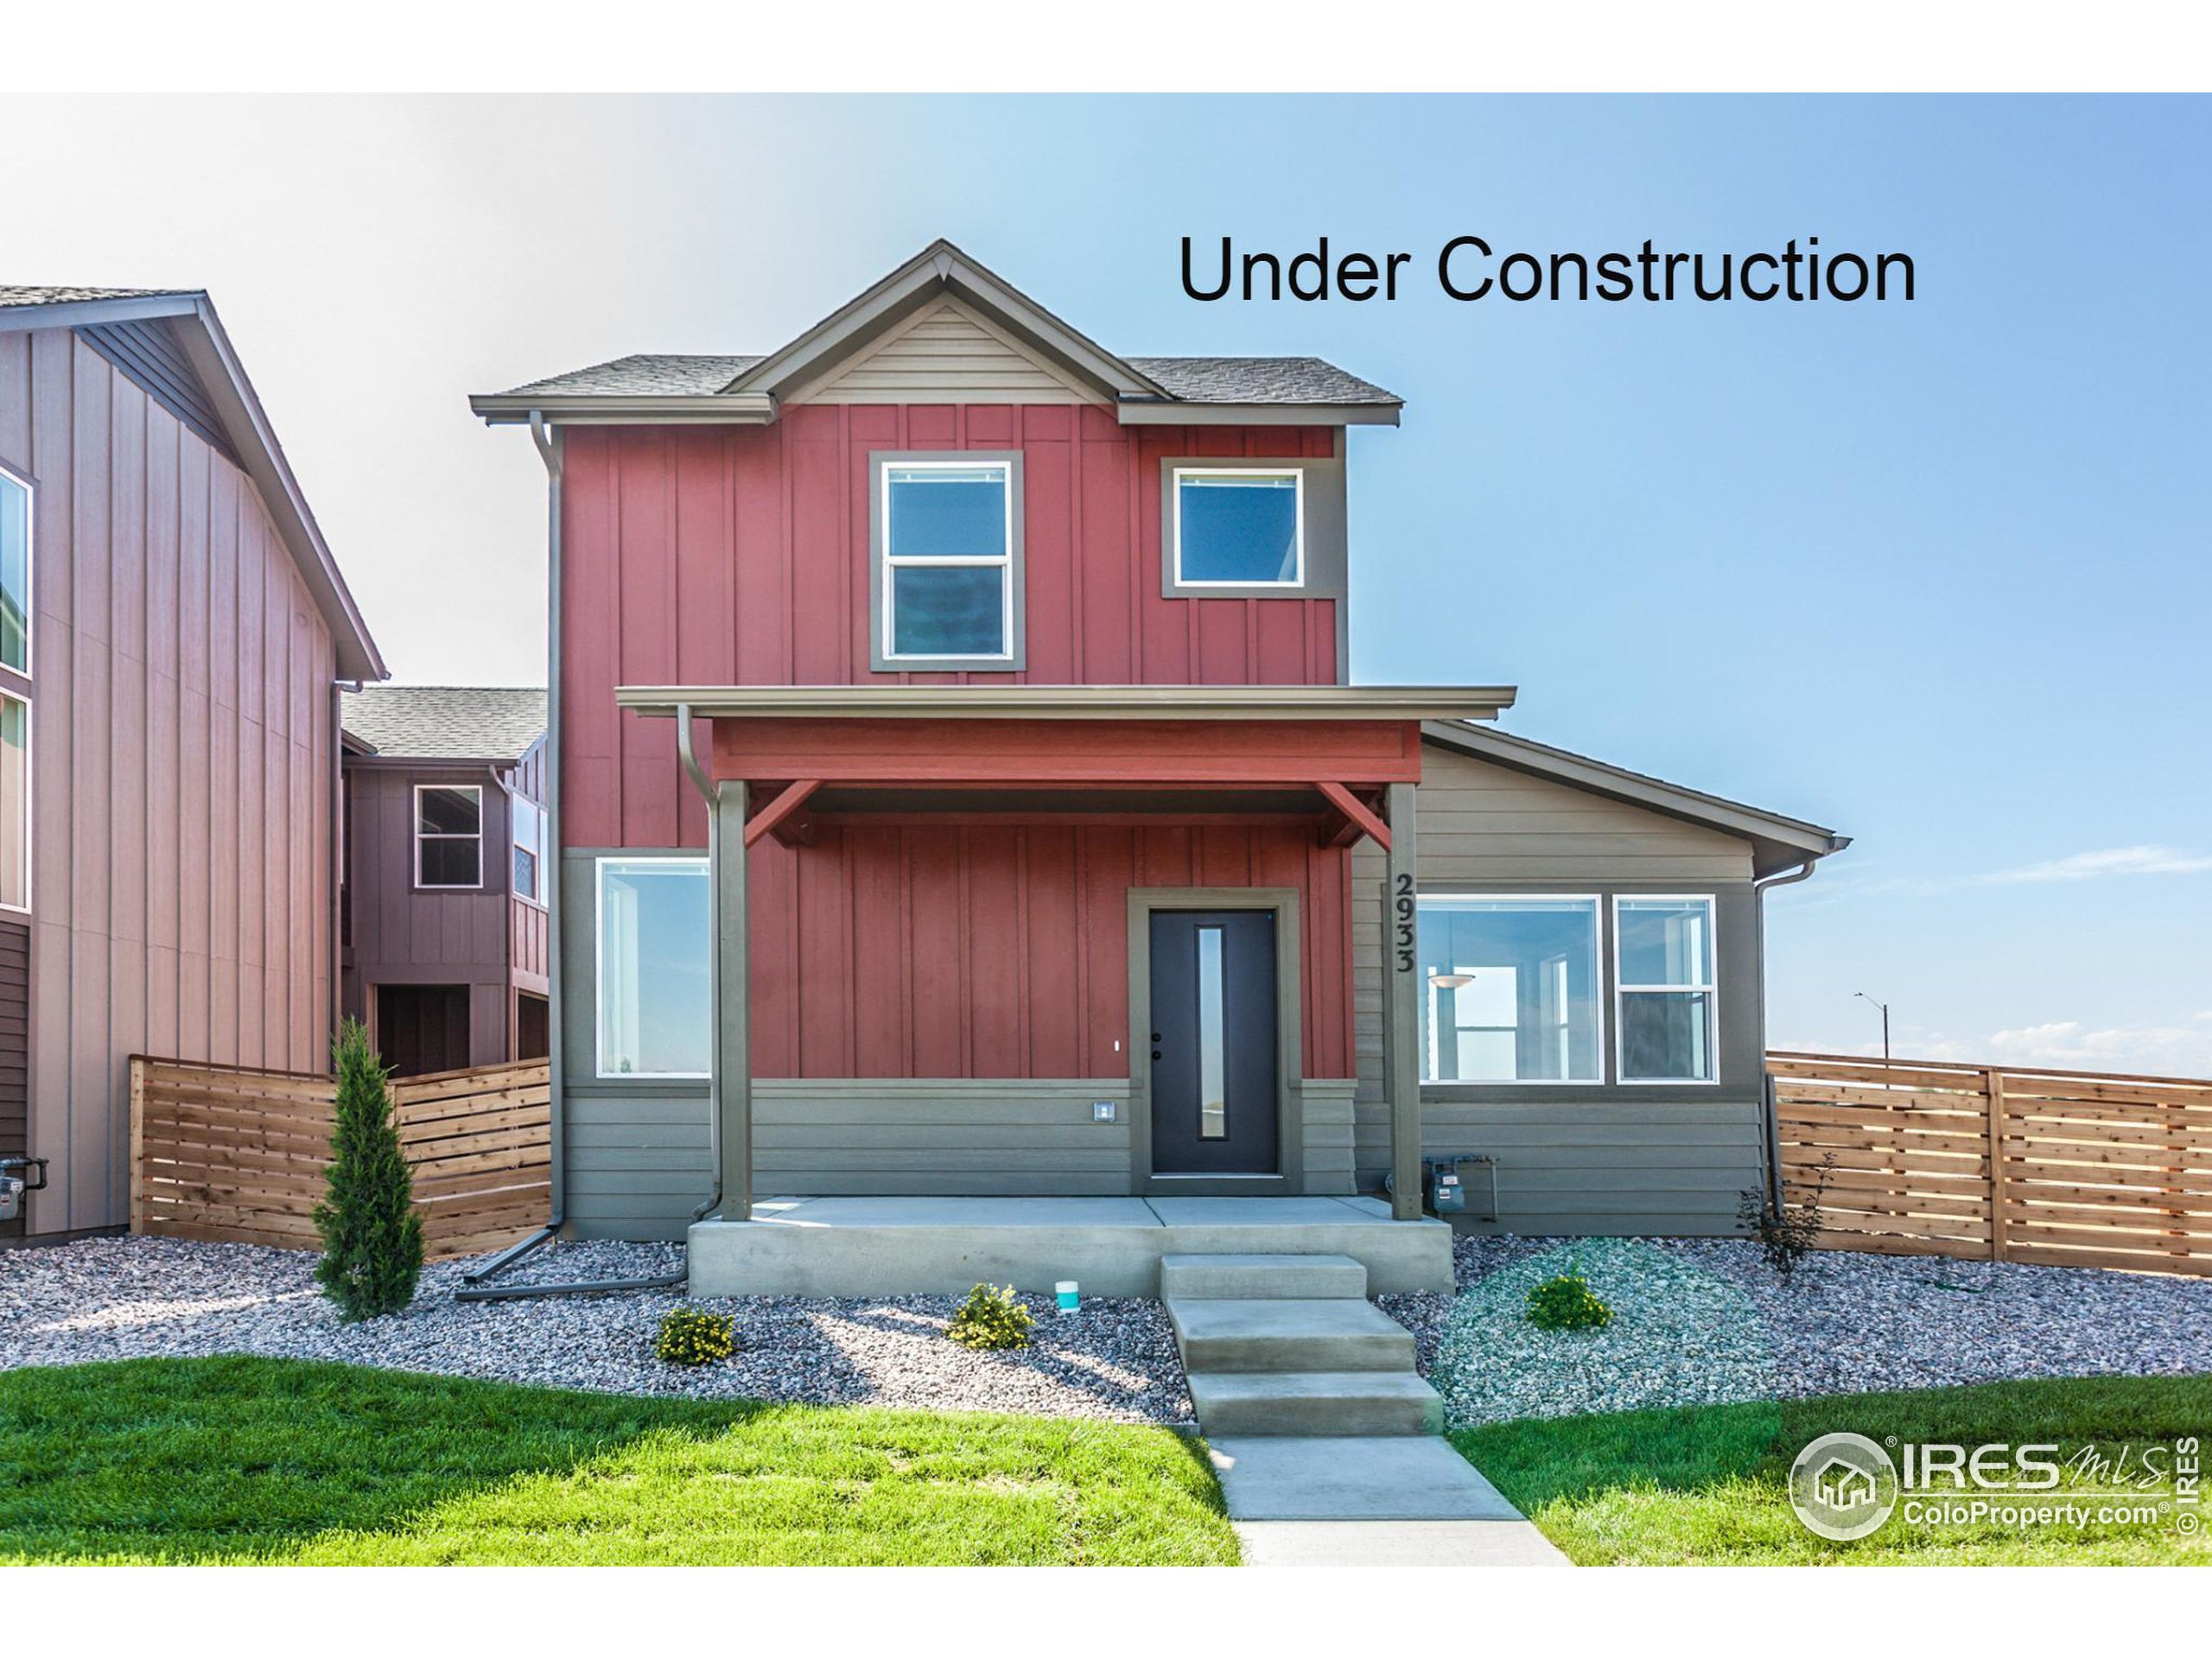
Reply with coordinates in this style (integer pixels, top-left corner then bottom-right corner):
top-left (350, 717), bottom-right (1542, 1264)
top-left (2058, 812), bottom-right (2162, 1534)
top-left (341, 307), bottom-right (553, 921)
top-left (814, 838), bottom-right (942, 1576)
top-left (711, 779), bottom-right (753, 1221)
top-left (1383, 780), bottom-right (1421, 1220)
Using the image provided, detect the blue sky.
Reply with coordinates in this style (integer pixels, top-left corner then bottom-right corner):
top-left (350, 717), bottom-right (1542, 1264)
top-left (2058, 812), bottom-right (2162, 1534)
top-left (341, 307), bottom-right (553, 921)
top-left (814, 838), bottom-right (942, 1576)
top-left (7, 94), bottom-right (2205, 1071)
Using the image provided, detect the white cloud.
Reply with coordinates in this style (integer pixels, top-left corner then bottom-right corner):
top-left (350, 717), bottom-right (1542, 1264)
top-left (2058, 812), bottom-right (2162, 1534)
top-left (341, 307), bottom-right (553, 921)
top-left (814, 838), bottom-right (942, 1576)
top-left (1974, 845), bottom-right (2212, 885)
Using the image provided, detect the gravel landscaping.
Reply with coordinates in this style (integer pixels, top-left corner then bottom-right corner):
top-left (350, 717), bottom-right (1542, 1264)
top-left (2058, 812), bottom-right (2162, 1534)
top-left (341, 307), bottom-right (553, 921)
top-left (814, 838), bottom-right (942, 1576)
top-left (0, 1236), bottom-right (1191, 1426)
top-left (1416, 1232), bottom-right (2212, 1428)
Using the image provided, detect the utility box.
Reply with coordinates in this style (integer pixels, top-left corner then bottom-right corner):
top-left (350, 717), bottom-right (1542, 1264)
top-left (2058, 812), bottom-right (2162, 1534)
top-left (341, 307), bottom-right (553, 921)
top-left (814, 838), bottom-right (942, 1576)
top-left (0, 1158), bottom-right (47, 1224)
top-left (1424, 1160), bottom-right (1466, 1215)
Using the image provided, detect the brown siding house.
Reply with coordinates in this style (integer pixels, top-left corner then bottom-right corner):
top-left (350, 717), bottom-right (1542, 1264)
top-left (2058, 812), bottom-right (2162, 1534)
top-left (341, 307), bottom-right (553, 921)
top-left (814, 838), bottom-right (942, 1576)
top-left (0, 287), bottom-right (385, 1238)
top-left (340, 686), bottom-right (549, 1076)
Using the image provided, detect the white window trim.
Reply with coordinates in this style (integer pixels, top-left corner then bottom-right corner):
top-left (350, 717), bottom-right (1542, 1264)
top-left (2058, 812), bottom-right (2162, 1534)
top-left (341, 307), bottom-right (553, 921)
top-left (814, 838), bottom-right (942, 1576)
top-left (0, 690), bottom-right (29, 918)
top-left (1417, 893), bottom-right (1605, 1086)
top-left (1612, 893), bottom-right (1719, 1085)
top-left (0, 460), bottom-right (31, 681)
top-left (511, 795), bottom-right (547, 909)
top-left (1170, 465), bottom-right (1307, 589)
top-left (880, 459), bottom-right (1017, 664)
top-left (413, 783), bottom-right (485, 891)
top-left (594, 854), bottom-right (711, 1081)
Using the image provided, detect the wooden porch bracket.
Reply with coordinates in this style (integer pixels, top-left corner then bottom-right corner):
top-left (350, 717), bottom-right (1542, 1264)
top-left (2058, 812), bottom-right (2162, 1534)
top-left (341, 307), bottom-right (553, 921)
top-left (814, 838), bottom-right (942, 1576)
top-left (1315, 780), bottom-right (1391, 850)
top-left (742, 779), bottom-right (823, 849)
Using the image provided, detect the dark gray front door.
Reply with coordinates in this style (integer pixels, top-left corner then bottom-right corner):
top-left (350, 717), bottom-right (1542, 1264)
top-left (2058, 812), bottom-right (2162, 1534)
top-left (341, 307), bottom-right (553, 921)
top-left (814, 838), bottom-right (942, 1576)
top-left (1149, 909), bottom-right (1280, 1174)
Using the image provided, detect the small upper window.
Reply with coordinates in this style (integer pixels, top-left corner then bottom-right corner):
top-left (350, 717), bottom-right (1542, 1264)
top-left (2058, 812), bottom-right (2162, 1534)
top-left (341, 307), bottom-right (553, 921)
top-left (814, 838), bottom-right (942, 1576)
top-left (0, 693), bottom-right (27, 912)
top-left (512, 795), bottom-right (544, 905)
top-left (415, 784), bottom-right (483, 888)
top-left (881, 461), bottom-right (1014, 662)
top-left (1, 465), bottom-right (29, 675)
top-left (1173, 467), bottom-right (1303, 587)
top-left (1616, 896), bottom-right (1718, 1083)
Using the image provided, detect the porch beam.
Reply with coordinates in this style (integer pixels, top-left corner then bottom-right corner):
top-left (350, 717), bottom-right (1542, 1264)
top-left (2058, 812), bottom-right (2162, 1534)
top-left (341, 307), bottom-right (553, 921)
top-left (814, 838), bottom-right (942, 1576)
top-left (742, 778), bottom-right (823, 849)
top-left (712, 779), bottom-right (753, 1221)
top-left (1315, 781), bottom-right (1391, 851)
top-left (1382, 781), bottom-right (1422, 1221)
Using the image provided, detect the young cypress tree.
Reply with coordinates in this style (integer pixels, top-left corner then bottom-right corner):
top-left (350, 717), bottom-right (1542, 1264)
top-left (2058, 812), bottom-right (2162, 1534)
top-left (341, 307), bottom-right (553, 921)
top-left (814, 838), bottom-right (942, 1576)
top-left (313, 1016), bottom-right (425, 1320)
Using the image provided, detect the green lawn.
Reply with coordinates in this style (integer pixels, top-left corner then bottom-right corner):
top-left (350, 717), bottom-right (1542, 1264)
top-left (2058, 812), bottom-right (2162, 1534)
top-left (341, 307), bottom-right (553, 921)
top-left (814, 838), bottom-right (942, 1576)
top-left (1456, 1374), bottom-right (2212, 1565)
top-left (0, 1357), bottom-right (1237, 1566)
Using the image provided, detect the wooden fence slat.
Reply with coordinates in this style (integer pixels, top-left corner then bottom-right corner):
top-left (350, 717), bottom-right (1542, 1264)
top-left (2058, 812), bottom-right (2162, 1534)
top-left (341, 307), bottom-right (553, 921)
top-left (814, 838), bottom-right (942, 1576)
top-left (128, 1054), bottom-right (550, 1260)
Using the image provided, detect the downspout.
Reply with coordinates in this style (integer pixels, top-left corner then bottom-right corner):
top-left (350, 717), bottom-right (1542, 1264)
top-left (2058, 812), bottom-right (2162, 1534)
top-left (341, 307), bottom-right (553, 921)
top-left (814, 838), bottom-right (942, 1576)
top-left (459, 410), bottom-right (685, 1300)
top-left (1752, 855), bottom-right (1827, 1212)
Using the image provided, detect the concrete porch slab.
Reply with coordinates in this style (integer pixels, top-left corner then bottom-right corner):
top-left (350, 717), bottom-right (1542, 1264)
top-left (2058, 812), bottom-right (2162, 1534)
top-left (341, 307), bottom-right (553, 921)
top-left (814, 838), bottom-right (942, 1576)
top-left (687, 1195), bottom-right (1453, 1298)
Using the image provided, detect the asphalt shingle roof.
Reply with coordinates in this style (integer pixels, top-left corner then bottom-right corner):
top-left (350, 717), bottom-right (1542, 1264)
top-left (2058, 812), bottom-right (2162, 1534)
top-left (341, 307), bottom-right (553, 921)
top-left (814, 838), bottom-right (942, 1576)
top-left (0, 286), bottom-right (194, 309)
top-left (496, 352), bottom-right (1396, 406)
top-left (341, 686), bottom-right (546, 762)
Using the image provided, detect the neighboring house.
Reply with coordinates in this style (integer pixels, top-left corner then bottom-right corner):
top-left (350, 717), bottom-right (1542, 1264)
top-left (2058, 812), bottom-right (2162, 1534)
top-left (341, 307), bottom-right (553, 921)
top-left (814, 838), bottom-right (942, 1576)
top-left (340, 685), bottom-right (550, 1076)
top-left (473, 240), bottom-right (1844, 1244)
top-left (0, 287), bottom-right (385, 1240)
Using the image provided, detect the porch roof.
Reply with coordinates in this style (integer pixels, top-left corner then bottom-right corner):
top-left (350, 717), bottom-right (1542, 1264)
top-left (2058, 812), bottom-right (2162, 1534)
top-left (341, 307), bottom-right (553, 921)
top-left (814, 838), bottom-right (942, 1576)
top-left (613, 683), bottom-right (1516, 722)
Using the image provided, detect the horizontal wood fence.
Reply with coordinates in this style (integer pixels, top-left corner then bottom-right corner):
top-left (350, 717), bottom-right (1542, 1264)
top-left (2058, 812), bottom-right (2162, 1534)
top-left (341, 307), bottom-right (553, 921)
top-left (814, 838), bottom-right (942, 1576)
top-left (1770, 1051), bottom-right (2212, 1277)
top-left (131, 1056), bottom-right (551, 1259)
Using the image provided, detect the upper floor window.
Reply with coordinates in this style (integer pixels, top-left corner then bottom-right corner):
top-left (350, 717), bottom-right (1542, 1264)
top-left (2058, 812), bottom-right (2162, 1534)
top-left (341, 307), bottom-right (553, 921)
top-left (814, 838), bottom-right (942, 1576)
top-left (1172, 467), bottom-right (1303, 587)
top-left (512, 795), bottom-right (544, 905)
top-left (0, 693), bottom-right (27, 913)
top-left (873, 455), bottom-right (1023, 671)
top-left (415, 784), bottom-right (483, 888)
top-left (1, 464), bottom-right (29, 676)
top-left (1417, 896), bottom-right (1602, 1084)
top-left (1615, 895), bottom-right (1718, 1083)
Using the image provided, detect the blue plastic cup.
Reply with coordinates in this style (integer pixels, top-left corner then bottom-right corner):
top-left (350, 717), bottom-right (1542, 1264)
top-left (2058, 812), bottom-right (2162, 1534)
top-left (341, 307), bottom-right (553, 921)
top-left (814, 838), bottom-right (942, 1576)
top-left (1056, 1280), bottom-right (1080, 1314)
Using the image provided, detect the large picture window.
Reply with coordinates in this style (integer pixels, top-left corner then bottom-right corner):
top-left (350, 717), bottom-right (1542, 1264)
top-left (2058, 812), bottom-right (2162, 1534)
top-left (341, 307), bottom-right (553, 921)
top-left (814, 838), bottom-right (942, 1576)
top-left (879, 459), bottom-right (1017, 664)
top-left (0, 464), bottom-right (28, 676)
top-left (1171, 467), bottom-right (1304, 587)
top-left (1616, 895), bottom-right (1718, 1083)
top-left (1417, 896), bottom-right (1601, 1084)
top-left (414, 784), bottom-right (483, 888)
top-left (0, 694), bottom-right (27, 912)
top-left (595, 857), bottom-right (710, 1078)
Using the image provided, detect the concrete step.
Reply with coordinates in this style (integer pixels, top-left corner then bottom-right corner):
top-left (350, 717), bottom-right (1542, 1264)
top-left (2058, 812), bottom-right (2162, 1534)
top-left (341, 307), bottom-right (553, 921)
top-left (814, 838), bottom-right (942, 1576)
top-left (1166, 1297), bottom-right (1416, 1374)
top-left (1159, 1253), bottom-right (1368, 1301)
top-left (1186, 1370), bottom-right (1442, 1437)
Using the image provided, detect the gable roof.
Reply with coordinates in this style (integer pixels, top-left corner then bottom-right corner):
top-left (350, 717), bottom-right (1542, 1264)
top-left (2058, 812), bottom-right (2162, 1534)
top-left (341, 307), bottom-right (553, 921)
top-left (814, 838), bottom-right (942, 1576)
top-left (473, 239), bottom-right (1402, 429)
top-left (1421, 721), bottom-right (1848, 879)
top-left (341, 686), bottom-right (546, 763)
top-left (0, 288), bottom-right (385, 682)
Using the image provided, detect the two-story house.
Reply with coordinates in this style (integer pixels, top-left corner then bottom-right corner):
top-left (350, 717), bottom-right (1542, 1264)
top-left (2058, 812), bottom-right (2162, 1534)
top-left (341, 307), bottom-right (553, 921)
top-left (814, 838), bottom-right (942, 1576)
top-left (340, 685), bottom-right (550, 1076)
top-left (0, 286), bottom-right (385, 1241)
top-left (472, 242), bottom-right (1844, 1288)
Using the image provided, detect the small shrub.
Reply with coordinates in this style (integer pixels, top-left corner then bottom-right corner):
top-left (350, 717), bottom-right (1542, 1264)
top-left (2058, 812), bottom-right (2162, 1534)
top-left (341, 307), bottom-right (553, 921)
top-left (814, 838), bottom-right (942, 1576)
top-left (656, 1306), bottom-right (737, 1366)
top-left (1737, 1151), bottom-right (1838, 1281)
top-left (1524, 1264), bottom-right (1612, 1332)
top-left (313, 1017), bottom-right (424, 1322)
top-left (947, 1283), bottom-right (1035, 1351)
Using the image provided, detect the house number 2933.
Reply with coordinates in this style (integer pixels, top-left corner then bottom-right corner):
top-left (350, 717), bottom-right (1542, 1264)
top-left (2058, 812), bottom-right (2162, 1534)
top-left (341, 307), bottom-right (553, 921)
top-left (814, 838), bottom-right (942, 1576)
top-left (1393, 872), bottom-right (1416, 972)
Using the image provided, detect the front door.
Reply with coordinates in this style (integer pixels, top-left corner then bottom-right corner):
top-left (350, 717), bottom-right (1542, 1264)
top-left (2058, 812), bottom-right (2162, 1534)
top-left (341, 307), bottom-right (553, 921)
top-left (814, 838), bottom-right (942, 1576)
top-left (1149, 909), bottom-right (1281, 1174)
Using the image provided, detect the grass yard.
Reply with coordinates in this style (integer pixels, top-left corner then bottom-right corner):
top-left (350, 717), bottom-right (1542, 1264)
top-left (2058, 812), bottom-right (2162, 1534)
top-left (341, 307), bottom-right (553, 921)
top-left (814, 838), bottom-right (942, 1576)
top-left (1457, 1373), bottom-right (2212, 1565)
top-left (0, 1357), bottom-right (1237, 1566)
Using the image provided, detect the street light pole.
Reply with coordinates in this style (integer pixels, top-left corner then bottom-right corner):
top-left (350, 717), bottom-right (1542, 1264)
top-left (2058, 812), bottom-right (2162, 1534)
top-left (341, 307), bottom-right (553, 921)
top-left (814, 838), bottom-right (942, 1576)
top-left (1854, 991), bottom-right (1891, 1066)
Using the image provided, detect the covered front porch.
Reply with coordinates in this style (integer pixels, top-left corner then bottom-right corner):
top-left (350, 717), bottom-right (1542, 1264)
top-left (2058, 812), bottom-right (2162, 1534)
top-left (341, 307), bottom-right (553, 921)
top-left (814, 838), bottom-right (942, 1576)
top-left (611, 683), bottom-right (1512, 1293)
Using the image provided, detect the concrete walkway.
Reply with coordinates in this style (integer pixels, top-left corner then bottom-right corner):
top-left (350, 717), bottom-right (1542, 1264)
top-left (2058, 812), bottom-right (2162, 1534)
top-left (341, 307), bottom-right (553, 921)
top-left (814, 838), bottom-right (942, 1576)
top-left (1207, 1435), bottom-right (1571, 1567)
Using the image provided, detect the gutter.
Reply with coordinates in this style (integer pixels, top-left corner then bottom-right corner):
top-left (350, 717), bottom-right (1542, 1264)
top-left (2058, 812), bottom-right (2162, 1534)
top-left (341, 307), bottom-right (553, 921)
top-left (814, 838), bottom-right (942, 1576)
top-left (458, 410), bottom-right (684, 1301)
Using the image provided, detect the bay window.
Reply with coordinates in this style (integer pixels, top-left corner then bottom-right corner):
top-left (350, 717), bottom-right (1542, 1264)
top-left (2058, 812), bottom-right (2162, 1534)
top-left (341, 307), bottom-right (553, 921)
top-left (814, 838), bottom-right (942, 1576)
top-left (595, 856), bottom-right (710, 1078)
top-left (1416, 896), bottom-right (1601, 1083)
top-left (1615, 895), bottom-right (1718, 1083)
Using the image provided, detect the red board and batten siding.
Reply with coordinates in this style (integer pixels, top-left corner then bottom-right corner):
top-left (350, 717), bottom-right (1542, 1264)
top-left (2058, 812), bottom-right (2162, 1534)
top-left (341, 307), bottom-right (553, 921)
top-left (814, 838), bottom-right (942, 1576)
top-left (558, 407), bottom-right (1342, 851)
top-left (0, 328), bottom-right (338, 1233)
top-left (558, 405), bottom-right (1357, 1085)
top-left (747, 823), bottom-right (1353, 1083)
